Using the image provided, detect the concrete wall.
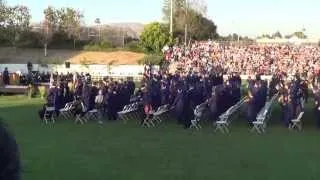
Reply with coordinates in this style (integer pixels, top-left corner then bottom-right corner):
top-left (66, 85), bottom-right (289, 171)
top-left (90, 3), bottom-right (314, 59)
top-left (0, 64), bottom-right (155, 77)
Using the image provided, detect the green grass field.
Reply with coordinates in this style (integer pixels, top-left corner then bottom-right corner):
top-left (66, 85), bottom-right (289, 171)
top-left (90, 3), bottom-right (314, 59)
top-left (1, 95), bottom-right (320, 180)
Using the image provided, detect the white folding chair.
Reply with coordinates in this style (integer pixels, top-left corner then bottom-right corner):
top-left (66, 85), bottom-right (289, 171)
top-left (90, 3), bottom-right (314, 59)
top-left (75, 102), bottom-right (88, 125)
top-left (251, 106), bottom-right (269, 134)
top-left (59, 102), bottom-right (73, 120)
top-left (215, 106), bottom-right (234, 133)
top-left (190, 103), bottom-right (207, 130)
top-left (215, 97), bottom-right (246, 133)
top-left (289, 112), bottom-right (304, 131)
top-left (118, 104), bottom-right (131, 122)
top-left (43, 106), bottom-right (56, 124)
top-left (150, 104), bottom-right (169, 125)
top-left (86, 109), bottom-right (99, 121)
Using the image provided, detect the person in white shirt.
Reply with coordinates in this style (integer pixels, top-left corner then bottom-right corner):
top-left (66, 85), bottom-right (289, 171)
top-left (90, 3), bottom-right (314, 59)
top-left (95, 90), bottom-right (104, 124)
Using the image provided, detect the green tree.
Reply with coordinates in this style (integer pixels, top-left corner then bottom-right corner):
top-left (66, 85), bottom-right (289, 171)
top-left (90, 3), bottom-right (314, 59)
top-left (162, 0), bottom-right (218, 42)
top-left (162, 0), bottom-right (185, 23)
top-left (140, 22), bottom-right (172, 53)
top-left (56, 7), bottom-right (83, 48)
top-left (7, 5), bottom-right (31, 47)
top-left (293, 31), bottom-right (307, 39)
top-left (43, 6), bottom-right (58, 32)
top-left (0, 1), bottom-right (31, 47)
top-left (272, 31), bottom-right (282, 38)
top-left (43, 6), bottom-right (83, 43)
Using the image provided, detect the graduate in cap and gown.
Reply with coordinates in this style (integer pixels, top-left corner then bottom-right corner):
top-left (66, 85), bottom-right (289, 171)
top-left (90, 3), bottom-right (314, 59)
top-left (279, 84), bottom-right (292, 128)
top-left (172, 86), bottom-right (185, 125)
top-left (312, 83), bottom-right (320, 128)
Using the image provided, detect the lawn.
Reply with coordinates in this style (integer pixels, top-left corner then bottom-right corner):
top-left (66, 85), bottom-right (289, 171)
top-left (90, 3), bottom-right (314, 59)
top-left (1, 95), bottom-right (320, 180)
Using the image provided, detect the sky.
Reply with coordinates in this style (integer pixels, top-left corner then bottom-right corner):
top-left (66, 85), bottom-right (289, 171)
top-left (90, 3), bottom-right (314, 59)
top-left (7, 0), bottom-right (320, 38)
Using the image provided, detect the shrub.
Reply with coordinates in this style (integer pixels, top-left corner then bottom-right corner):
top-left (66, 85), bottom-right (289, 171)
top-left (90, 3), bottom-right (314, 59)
top-left (124, 41), bottom-right (143, 53)
top-left (83, 41), bottom-right (113, 51)
top-left (138, 54), bottom-right (164, 65)
top-left (16, 31), bottom-right (42, 48)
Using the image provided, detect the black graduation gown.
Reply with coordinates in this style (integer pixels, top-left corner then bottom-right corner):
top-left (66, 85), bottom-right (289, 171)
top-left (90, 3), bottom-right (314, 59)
top-left (3, 70), bottom-right (9, 85)
top-left (183, 90), bottom-right (194, 128)
top-left (90, 86), bottom-right (98, 110)
top-left (280, 95), bottom-right (292, 127)
top-left (315, 93), bottom-right (320, 128)
top-left (208, 95), bottom-right (218, 121)
top-left (127, 81), bottom-right (136, 96)
top-left (82, 85), bottom-right (91, 111)
top-left (161, 87), bottom-right (170, 105)
top-left (173, 91), bottom-right (184, 124)
top-left (247, 86), bottom-right (259, 123)
top-left (107, 91), bottom-right (118, 120)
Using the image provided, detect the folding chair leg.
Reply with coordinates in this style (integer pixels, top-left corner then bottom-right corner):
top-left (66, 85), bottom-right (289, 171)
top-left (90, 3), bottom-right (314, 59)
top-left (142, 118), bottom-right (150, 128)
top-left (298, 123), bottom-right (302, 131)
top-left (197, 123), bottom-right (202, 129)
top-left (149, 119), bottom-right (155, 127)
top-left (223, 124), bottom-right (229, 133)
top-left (214, 125), bottom-right (219, 133)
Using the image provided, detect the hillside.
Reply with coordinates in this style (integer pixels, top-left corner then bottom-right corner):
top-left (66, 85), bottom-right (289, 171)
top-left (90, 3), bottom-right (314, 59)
top-left (0, 47), bottom-right (145, 65)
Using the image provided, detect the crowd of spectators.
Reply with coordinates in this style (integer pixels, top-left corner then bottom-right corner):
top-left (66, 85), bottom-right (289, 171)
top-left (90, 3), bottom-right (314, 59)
top-left (164, 42), bottom-right (320, 79)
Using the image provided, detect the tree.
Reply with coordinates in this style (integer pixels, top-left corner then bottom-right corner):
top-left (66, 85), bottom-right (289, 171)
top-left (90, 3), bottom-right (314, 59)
top-left (193, 14), bottom-right (217, 40)
top-left (43, 6), bottom-right (58, 32)
top-left (162, 0), bottom-right (218, 42)
top-left (7, 5), bottom-right (31, 47)
top-left (57, 8), bottom-right (83, 48)
top-left (0, 0), bottom-right (8, 26)
top-left (162, 0), bottom-right (185, 23)
top-left (272, 31), bottom-right (282, 38)
top-left (0, 0), bottom-right (10, 45)
top-left (0, 2), bottom-right (31, 47)
top-left (43, 6), bottom-right (83, 49)
top-left (140, 22), bottom-right (172, 53)
top-left (38, 20), bottom-right (53, 56)
top-left (293, 31), bottom-right (307, 39)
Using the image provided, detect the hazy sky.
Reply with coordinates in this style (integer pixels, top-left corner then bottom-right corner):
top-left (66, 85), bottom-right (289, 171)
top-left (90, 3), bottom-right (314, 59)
top-left (8, 0), bottom-right (320, 38)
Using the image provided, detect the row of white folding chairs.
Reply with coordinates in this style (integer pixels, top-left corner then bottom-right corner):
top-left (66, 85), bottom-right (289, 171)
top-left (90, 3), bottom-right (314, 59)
top-left (142, 104), bottom-right (170, 128)
top-left (190, 103), bottom-right (208, 130)
top-left (43, 102), bottom-right (75, 124)
top-left (214, 97), bottom-right (247, 133)
top-left (118, 102), bottom-right (141, 123)
top-left (251, 94), bottom-right (279, 134)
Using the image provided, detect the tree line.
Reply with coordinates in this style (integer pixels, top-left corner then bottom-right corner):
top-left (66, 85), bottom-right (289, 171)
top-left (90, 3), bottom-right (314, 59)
top-left (257, 30), bottom-right (308, 39)
top-left (0, 0), bottom-right (222, 55)
top-left (0, 1), bottom-right (129, 51)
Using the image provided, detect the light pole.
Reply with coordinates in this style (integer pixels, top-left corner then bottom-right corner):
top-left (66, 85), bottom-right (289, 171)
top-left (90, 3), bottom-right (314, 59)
top-left (184, 0), bottom-right (188, 45)
top-left (95, 18), bottom-right (101, 41)
top-left (170, 0), bottom-right (173, 37)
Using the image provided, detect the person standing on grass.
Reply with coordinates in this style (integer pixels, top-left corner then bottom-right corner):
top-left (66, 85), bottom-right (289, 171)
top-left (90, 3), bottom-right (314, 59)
top-left (312, 83), bottom-right (320, 128)
top-left (0, 120), bottom-right (21, 180)
top-left (3, 67), bottom-right (9, 85)
top-left (142, 86), bottom-right (153, 123)
top-left (95, 90), bottom-right (104, 124)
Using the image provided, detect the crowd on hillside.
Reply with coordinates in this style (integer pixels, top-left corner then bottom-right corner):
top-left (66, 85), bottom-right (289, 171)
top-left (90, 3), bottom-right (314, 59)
top-left (163, 42), bottom-right (320, 79)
